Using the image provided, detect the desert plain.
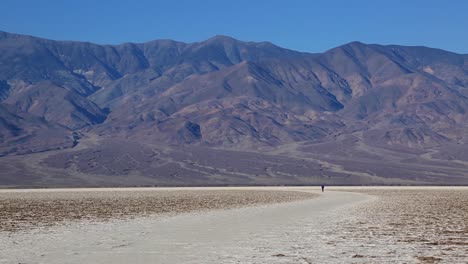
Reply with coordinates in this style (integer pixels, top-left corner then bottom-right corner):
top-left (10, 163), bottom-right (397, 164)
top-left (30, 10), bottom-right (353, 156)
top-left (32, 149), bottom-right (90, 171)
top-left (0, 187), bottom-right (467, 264)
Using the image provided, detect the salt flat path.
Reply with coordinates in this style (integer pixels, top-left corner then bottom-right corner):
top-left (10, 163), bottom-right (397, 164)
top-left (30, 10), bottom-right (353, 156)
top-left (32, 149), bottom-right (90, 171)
top-left (0, 188), bottom-right (373, 264)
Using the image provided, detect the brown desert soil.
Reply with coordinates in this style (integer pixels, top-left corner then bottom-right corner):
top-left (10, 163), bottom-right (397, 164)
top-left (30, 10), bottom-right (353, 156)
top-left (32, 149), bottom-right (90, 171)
top-left (0, 188), bottom-right (317, 233)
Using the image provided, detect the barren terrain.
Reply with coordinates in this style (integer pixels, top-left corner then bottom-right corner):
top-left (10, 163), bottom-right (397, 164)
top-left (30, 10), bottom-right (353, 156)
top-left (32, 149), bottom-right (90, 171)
top-left (2, 136), bottom-right (468, 188)
top-left (330, 187), bottom-right (468, 263)
top-left (2, 31), bottom-right (468, 186)
top-left (0, 188), bottom-right (316, 232)
top-left (1, 187), bottom-right (467, 263)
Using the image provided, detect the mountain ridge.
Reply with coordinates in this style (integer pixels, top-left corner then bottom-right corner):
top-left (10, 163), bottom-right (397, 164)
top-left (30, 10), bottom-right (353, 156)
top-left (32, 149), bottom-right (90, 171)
top-left (1, 31), bottom-right (468, 186)
top-left (3, 30), bottom-right (467, 56)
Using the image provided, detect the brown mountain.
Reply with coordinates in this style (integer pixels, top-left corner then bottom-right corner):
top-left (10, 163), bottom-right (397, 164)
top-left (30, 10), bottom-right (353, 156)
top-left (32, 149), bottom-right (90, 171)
top-left (1, 31), bottom-right (468, 187)
top-left (0, 104), bottom-right (73, 156)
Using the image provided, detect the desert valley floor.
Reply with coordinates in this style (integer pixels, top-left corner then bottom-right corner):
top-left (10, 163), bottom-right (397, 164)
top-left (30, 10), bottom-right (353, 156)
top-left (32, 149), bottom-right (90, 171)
top-left (1, 187), bottom-right (467, 264)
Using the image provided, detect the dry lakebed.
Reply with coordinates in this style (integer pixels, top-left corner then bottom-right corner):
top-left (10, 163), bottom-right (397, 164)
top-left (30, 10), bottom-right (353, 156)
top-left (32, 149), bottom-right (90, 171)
top-left (0, 187), bottom-right (467, 263)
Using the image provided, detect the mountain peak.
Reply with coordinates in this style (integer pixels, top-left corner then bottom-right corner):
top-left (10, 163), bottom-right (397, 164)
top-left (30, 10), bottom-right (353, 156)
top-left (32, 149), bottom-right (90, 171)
top-left (345, 41), bottom-right (367, 46)
top-left (205, 35), bottom-right (239, 43)
top-left (334, 41), bottom-right (372, 51)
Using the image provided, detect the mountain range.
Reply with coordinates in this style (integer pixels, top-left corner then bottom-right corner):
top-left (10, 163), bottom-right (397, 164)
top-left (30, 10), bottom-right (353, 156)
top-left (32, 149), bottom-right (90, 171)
top-left (1, 31), bottom-right (468, 187)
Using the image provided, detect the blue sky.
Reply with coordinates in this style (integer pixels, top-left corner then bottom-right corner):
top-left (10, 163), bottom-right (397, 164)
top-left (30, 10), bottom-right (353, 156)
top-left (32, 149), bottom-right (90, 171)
top-left (1, 0), bottom-right (467, 53)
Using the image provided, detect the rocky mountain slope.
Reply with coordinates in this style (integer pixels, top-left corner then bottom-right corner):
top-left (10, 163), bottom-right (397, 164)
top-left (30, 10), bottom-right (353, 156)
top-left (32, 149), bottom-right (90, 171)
top-left (1, 31), bottom-right (468, 186)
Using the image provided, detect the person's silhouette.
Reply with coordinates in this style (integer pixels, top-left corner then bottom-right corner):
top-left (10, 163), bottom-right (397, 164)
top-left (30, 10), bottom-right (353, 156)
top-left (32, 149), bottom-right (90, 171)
top-left (321, 185), bottom-right (325, 192)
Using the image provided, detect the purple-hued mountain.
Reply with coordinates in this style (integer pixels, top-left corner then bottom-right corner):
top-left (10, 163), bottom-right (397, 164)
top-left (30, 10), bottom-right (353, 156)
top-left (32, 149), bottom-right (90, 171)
top-left (1, 31), bottom-right (468, 187)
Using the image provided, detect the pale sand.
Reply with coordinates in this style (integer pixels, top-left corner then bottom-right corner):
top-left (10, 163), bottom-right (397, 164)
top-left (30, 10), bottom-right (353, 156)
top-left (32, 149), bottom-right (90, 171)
top-left (1, 187), bottom-right (467, 263)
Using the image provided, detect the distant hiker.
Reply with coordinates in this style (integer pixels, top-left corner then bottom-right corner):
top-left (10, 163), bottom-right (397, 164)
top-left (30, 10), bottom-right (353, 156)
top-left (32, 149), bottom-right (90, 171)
top-left (321, 185), bottom-right (325, 192)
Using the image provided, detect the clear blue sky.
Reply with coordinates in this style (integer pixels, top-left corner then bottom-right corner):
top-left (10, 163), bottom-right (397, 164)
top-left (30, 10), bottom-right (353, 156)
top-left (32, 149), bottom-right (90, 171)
top-left (1, 0), bottom-right (467, 54)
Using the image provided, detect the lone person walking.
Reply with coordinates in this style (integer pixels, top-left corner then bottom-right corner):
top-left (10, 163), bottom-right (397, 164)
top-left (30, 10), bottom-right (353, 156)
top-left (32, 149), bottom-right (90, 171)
top-left (321, 185), bottom-right (325, 192)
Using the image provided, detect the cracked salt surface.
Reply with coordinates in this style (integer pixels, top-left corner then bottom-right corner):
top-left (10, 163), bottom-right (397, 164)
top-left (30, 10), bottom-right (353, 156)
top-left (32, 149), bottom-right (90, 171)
top-left (334, 187), bottom-right (468, 264)
top-left (1, 189), bottom-right (372, 263)
top-left (2, 187), bottom-right (466, 263)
